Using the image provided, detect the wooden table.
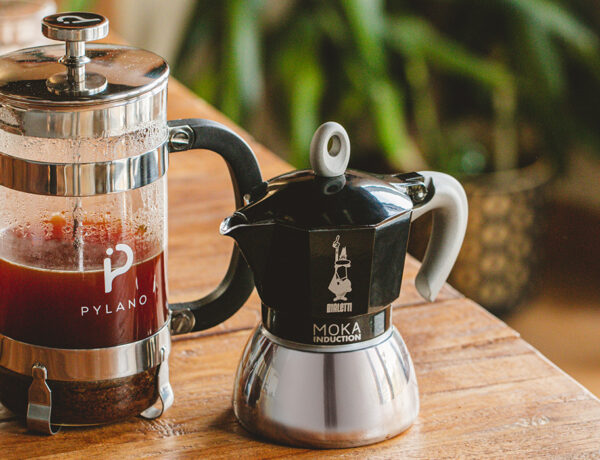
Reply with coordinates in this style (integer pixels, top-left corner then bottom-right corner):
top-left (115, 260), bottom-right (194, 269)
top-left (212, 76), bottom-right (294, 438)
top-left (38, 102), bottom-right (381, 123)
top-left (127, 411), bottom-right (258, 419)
top-left (1, 81), bottom-right (600, 459)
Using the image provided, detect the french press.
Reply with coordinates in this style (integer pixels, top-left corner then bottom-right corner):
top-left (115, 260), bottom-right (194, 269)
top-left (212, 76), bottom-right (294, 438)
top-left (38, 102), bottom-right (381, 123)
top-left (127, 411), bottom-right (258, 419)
top-left (222, 122), bottom-right (468, 447)
top-left (0, 12), bottom-right (262, 433)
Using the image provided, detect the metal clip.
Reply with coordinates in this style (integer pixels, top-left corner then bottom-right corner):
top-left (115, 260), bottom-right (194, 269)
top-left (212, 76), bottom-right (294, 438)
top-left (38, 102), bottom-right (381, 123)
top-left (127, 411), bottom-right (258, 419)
top-left (139, 347), bottom-right (174, 420)
top-left (27, 364), bottom-right (60, 435)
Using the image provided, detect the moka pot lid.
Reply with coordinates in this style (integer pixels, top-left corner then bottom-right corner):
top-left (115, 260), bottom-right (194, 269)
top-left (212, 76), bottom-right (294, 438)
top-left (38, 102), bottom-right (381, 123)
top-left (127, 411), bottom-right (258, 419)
top-left (235, 122), bottom-right (420, 230)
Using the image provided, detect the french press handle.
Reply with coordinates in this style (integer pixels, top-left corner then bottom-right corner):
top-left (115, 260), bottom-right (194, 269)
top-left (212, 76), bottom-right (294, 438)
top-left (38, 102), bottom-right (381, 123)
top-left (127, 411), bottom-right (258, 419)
top-left (167, 119), bottom-right (264, 334)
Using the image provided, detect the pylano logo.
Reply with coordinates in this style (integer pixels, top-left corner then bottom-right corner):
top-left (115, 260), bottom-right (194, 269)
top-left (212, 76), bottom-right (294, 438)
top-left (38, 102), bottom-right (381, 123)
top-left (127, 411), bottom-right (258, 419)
top-left (80, 243), bottom-right (146, 318)
top-left (103, 243), bottom-right (134, 293)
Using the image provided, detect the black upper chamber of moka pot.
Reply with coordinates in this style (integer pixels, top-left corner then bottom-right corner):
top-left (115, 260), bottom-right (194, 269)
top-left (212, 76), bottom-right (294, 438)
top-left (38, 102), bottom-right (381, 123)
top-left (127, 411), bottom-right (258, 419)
top-left (221, 121), bottom-right (469, 448)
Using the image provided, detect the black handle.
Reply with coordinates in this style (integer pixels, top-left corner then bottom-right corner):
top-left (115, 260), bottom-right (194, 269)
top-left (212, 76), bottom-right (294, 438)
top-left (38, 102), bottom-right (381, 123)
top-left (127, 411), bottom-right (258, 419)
top-left (167, 119), bottom-right (264, 334)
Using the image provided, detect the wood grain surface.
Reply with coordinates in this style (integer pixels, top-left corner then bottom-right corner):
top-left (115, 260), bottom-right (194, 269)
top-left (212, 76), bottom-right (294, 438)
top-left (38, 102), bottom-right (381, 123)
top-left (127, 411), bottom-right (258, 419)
top-left (1, 81), bottom-right (599, 459)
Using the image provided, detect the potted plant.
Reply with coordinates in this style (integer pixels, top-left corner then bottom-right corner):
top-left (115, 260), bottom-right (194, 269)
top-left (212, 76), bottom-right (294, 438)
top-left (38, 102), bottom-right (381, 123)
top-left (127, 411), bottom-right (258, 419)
top-left (173, 0), bottom-right (600, 315)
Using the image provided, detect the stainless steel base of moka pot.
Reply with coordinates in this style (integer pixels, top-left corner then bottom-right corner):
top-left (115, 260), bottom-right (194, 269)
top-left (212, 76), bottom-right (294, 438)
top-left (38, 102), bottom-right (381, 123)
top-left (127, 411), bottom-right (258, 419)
top-left (232, 324), bottom-right (419, 448)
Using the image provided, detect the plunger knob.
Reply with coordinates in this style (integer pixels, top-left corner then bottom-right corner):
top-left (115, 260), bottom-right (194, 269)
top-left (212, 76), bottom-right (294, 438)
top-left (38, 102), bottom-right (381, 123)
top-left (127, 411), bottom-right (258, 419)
top-left (42, 12), bottom-right (109, 96)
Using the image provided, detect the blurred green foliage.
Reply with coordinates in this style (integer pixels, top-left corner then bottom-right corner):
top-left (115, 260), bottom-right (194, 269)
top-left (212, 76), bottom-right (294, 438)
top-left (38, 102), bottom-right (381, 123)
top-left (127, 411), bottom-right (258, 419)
top-left (61, 0), bottom-right (95, 11)
top-left (174, 0), bottom-right (600, 174)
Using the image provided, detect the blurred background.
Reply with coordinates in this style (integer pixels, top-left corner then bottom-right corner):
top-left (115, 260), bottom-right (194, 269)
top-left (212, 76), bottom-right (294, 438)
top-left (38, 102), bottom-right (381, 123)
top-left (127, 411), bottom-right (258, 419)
top-left (34, 0), bottom-right (600, 394)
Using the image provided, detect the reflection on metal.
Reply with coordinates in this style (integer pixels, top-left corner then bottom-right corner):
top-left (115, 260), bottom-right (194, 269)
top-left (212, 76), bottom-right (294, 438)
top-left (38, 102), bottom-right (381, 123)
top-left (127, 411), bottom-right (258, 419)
top-left (233, 325), bottom-right (419, 448)
top-left (140, 347), bottom-right (174, 420)
top-left (27, 364), bottom-right (60, 435)
top-left (168, 125), bottom-right (195, 152)
top-left (170, 308), bottom-right (196, 335)
top-left (5, 320), bottom-right (174, 434)
top-left (0, 143), bottom-right (168, 197)
top-left (0, 318), bottom-right (172, 381)
top-left (42, 13), bottom-right (109, 97)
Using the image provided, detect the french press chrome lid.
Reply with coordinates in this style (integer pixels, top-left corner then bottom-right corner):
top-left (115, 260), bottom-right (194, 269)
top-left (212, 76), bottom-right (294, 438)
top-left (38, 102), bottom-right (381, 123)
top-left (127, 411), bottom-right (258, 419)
top-left (0, 11), bottom-right (169, 139)
top-left (0, 12), bottom-right (170, 196)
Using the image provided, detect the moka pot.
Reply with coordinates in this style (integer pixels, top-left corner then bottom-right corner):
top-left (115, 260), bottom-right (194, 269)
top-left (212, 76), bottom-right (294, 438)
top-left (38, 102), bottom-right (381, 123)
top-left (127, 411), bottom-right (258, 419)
top-left (221, 122), bottom-right (468, 448)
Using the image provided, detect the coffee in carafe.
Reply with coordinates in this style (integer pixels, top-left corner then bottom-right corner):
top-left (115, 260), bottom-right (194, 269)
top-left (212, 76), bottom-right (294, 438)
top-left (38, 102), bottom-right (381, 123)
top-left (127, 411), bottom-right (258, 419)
top-left (0, 12), bottom-right (263, 433)
top-left (0, 215), bottom-right (168, 349)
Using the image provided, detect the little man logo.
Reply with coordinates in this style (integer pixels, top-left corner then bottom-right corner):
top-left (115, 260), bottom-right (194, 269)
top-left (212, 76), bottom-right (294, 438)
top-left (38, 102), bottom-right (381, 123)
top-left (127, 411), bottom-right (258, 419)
top-left (328, 235), bottom-right (352, 301)
top-left (103, 244), bottom-right (134, 293)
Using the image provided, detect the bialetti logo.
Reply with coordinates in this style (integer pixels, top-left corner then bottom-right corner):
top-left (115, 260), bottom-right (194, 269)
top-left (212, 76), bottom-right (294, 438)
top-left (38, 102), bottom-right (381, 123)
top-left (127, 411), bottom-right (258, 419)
top-left (327, 235), bottom-right (353, 313)
top-left (313, 322), bottom-right (362, 344)
top-left (103, 244), bottom-right (134, 294)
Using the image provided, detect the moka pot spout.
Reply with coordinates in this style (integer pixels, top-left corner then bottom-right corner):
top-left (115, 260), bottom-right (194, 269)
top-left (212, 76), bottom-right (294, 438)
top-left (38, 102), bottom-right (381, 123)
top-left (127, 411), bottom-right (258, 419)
top-left (220, 213), bottom-right (275, 289)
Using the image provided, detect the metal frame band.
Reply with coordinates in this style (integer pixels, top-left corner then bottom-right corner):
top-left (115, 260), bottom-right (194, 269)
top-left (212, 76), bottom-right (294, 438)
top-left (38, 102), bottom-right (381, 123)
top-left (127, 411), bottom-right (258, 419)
top-left (262, 304), bottom-right (392, 347)
top-left (0, 80), bottom-right (168, 139)
top-left (261, 324), bottom-right (395, 354)
top-left (0, 141), bottom-right (168, 197)
top-left (0, 318), bottom-right (171, 381)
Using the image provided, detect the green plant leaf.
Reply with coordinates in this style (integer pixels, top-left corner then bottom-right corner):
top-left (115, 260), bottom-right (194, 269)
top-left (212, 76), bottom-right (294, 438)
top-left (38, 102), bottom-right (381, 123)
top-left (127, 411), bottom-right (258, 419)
top-left (63, 0), bottom-right (95, 10)
top-left (173, 2), bottom-right (219, 100)
top-left (315, 4), bottom-right (348, 44)
top-left (504, 0), bottom-right (599, 55)
top-left (289, 61), bottom-right (324, 168)
top-left (506, 0), bottom-right (600, 85)
top-left (519, 16), bottom-right (565, 97)
top-left (386, 17), bottom-right (514, 89)
top-left (367, 78), bottom-right (425, 171)
top-left (492, 81), bottom-right (519, 171)
top-left (387, 16), bottom-right (521, 170)
top-left (341, 0), bottom-right (386, 74)
top-left (404, 57), bottom-right (444, 167)
top-left (191, 72), bottom-right (219, 105)
top-left (221, 0), bottom-right (264, 121)
top-left (342, 4), bottom-right (426, 170)
top-left (275, 18), bottom-right (325, 167)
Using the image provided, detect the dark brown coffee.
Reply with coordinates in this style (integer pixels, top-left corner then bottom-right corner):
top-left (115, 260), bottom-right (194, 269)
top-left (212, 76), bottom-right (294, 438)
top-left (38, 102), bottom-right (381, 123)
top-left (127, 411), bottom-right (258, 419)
top-left (0, 216), bottom-right (168, 348)
top-left (0, 215), bottom-right (169, 425)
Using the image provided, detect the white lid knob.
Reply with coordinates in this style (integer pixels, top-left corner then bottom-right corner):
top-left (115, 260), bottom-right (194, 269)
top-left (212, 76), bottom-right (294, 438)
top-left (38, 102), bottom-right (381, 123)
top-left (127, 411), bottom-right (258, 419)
top-left (309, 122), bottom-right (351, 177)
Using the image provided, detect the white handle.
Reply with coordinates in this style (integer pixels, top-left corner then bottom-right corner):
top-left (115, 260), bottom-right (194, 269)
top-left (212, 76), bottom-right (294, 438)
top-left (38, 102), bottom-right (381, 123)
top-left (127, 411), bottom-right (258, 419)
top-left (411, 171), bottom-right (468, 302)
top-left (310, 122), bottom-right (351, 177)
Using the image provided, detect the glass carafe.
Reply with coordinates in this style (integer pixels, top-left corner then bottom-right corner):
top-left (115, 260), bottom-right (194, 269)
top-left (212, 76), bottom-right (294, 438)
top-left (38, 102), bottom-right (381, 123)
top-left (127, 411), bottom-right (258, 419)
top-left (0, 12), bottom-right (263, 433)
